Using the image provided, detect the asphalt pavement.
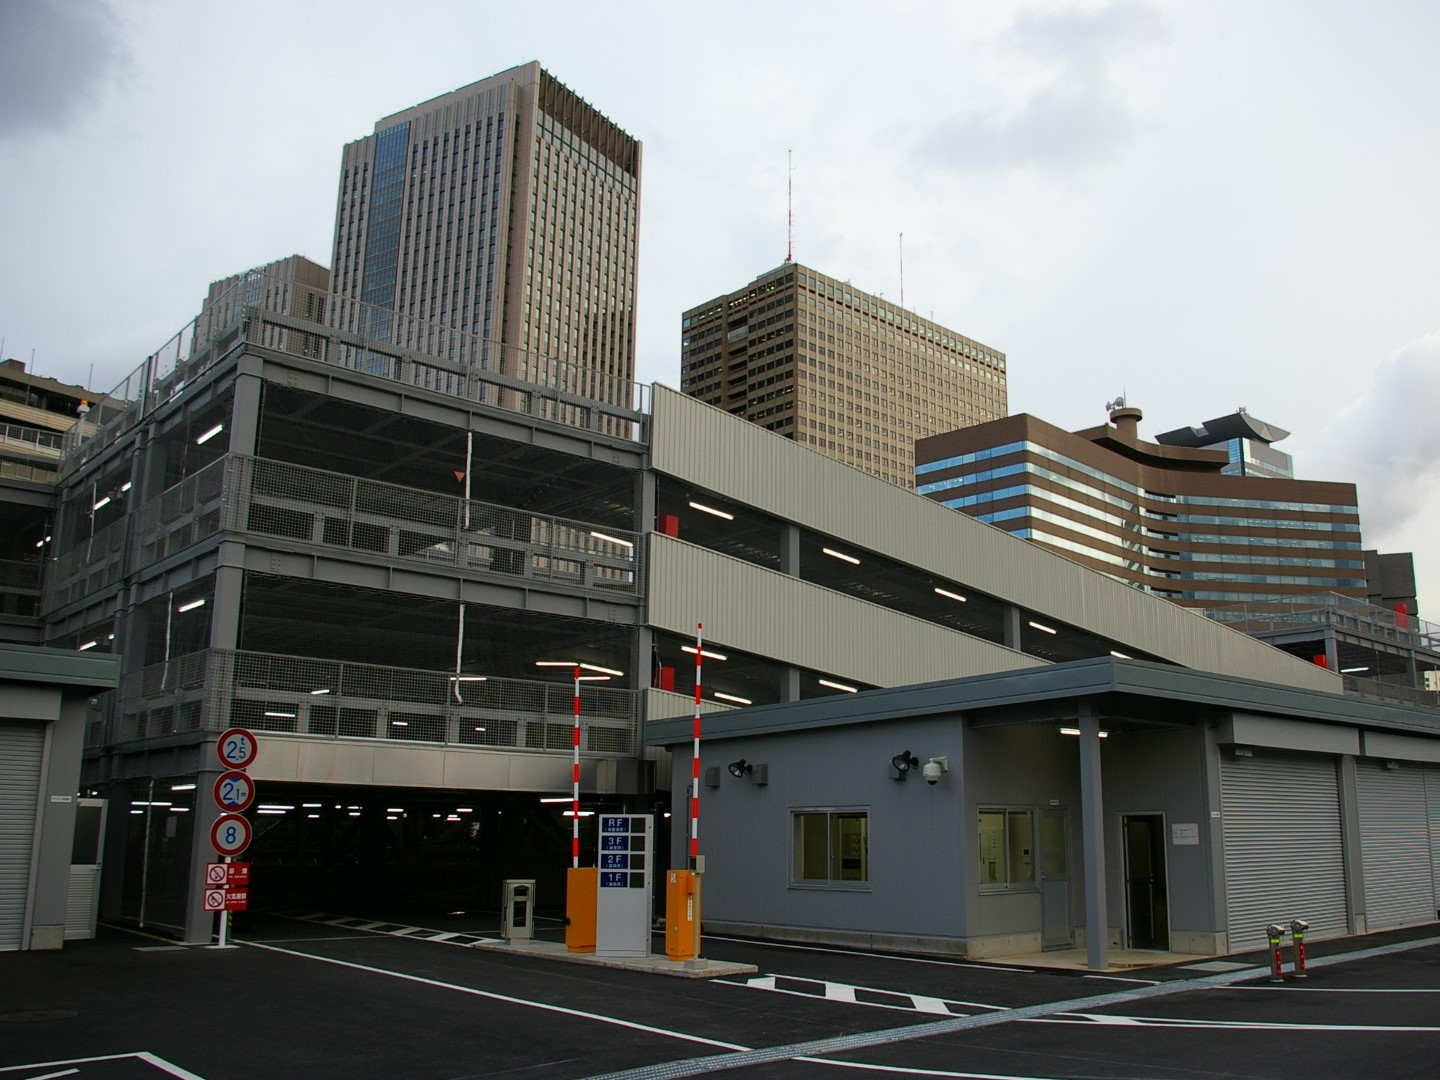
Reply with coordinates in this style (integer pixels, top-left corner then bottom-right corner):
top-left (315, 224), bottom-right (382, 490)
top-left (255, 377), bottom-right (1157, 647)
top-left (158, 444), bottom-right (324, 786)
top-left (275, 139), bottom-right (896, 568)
top-left (3, 911), bottom-right (1439, 1080)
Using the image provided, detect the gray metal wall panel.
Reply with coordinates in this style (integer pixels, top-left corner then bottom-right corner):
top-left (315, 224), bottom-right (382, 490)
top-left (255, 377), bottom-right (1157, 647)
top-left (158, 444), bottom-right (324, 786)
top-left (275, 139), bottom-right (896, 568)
top-left (0, 723), bottom-right (44, 950)
top-left (1356, 761), bottom-right (1436, 930)
top-left (648, 536), bottom-right (1044, 688)
top-left (1219, 753), bottom-right (1348, 951)
top-left (650, 387), bottom-right (1338, 693)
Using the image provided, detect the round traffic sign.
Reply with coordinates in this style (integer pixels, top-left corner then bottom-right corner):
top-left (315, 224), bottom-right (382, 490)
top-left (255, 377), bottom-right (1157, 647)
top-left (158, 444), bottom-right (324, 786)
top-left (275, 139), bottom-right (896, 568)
top-left (213, 771), bottom-right (256, 813)
top-left (210, 813), bottom-right (253, 857)
top-left (216, 728), bottom-right (259, 770)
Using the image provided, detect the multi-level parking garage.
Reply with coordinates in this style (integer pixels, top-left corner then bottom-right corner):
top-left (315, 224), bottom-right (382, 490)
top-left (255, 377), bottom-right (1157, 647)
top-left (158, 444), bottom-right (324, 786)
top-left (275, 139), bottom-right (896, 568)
top-left (42, 273), bottom-right (1335, 942)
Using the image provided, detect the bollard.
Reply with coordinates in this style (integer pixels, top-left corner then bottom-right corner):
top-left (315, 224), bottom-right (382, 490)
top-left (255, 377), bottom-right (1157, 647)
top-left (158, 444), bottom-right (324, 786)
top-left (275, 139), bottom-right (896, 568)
top-left (1289, 919), bottom-right (1309, 979)
top-left (1266, 923), bottom-right (1286, 983)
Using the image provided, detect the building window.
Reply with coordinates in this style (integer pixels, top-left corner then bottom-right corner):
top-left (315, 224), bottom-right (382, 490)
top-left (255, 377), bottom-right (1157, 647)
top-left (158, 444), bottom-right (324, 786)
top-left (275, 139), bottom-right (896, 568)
top-left (792, 809), bottom-right (868, 884)
top-left (978, 808), bottom-right (1035, 888)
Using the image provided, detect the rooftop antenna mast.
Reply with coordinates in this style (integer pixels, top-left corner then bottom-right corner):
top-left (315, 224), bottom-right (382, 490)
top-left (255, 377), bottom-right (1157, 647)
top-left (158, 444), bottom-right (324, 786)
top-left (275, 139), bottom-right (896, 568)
top-left (899, 232), bottom-right (905, 309)
top-left (785, 149), bottom-right (794, 264)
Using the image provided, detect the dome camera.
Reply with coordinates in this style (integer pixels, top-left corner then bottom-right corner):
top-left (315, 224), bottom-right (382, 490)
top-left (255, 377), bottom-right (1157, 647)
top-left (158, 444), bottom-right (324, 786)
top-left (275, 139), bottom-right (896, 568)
top-left (922, 756), bottom-right (949, 785)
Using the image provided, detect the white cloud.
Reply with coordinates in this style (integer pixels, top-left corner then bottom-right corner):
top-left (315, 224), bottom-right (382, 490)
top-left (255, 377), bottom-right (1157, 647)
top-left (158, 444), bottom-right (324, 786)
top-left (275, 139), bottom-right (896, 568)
top-left (0, 0), bottom-right (130, 139)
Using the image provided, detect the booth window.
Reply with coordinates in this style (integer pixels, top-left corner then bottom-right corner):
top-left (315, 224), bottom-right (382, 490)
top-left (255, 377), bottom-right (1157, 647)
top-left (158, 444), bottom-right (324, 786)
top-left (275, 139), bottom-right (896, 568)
top-left (792, 809), bottom-right (869, 884)
top-left (978, 808), bottom-right (1036, 888)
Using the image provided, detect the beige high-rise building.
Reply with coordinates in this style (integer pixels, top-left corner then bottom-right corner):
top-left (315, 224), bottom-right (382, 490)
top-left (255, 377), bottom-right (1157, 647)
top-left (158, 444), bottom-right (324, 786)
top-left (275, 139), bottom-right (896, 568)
top-left (681, 262), bottom-right (1006, 487)
top-left (330, 62), bottom-right (642, 408)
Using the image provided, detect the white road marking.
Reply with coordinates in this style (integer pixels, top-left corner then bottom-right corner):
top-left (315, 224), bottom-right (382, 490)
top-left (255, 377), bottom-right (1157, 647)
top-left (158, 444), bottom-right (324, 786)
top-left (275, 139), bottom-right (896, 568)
top-left (719, 973), bottom-right (1003, 1016)
top-left (1055, 1013), bottom-right (1440, 1032)
top-left (243, 940), bottom-right (751, 1052)
top-left (0, 1053), bottom-right (206, 1079)
top-left (795, 1060), bottom-right (1064, 1079)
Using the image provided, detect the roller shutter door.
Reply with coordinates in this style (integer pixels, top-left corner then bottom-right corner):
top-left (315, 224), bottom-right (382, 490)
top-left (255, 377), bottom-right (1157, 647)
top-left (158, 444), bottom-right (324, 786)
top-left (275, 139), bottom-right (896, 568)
top-left (1220, 752), bottom-right (1348, 953)
top-left (1356, 760), bottom-right (1435, 930)
top-left (1428, 765), bottom-right (1440, 914)
top-left (0, 723), bottom-right (45, 951)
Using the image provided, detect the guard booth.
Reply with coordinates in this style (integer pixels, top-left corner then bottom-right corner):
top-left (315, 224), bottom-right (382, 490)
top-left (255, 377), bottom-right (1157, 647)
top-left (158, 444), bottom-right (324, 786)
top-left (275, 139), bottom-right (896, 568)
top-left (501, 879), bottom-right (535, 941)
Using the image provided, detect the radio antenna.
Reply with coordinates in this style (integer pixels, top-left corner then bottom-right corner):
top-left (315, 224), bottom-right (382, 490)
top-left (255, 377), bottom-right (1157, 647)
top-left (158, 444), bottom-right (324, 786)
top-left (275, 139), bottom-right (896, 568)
top-left (785, 150), bottom-right (794, 264)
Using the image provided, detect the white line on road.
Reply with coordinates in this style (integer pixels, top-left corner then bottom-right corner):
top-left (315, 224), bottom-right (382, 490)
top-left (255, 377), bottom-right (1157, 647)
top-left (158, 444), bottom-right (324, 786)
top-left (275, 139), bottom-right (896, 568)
top-left (242, 940), bottom-right (751, 1053)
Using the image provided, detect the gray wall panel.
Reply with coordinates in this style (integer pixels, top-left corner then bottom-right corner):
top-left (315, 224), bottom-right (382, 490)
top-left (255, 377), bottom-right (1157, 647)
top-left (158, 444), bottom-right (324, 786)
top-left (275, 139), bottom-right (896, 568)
top-left (650, 387), bottom-right (1338, 693)
top-left (648, 536), bottom-right (1043, 688)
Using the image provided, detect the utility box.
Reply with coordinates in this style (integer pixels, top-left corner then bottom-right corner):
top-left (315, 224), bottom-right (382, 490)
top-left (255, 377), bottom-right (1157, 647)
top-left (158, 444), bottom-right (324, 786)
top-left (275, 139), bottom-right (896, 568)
top-left (501, 879), bottom-right (535, 941)
top-left (565, 866), bottom-right (597, 953)
top-left (665, 869), bottom-right (700, 960)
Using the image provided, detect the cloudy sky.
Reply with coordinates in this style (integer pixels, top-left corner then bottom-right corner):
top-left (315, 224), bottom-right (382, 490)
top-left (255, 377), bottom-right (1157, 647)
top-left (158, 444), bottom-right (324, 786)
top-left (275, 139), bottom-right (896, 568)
top-left (2, 0), bottom-right (1437, 602)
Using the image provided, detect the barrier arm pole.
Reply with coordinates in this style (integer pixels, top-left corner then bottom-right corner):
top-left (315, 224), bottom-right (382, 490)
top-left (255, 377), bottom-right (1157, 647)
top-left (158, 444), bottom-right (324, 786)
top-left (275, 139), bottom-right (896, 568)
top-left (691, 623), bottom-right (703, 961)
top-left (572, 665), bottom-right (582, 868)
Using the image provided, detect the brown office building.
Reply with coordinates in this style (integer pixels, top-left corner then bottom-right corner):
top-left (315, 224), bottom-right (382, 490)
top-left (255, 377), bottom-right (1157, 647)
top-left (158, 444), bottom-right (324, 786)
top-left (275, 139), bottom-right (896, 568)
top-left (681, 262), bottom-right (1006, 488)
top-left (915, 406), bottom-right (1366, 608)
top-left (330, 62), bottom-right (641, 410)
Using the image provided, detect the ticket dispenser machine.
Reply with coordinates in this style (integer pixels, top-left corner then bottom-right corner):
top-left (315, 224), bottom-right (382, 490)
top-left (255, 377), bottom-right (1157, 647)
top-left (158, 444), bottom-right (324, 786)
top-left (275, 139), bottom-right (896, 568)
top-left (565, 866), bottom-right (597, 952)
top-left (665, 867), bottom-right (701, 960)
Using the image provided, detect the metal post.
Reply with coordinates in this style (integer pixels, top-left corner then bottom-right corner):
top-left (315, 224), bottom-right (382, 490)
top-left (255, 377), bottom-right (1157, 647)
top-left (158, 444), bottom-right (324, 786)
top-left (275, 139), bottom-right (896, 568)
top-left (1290, 919), bottom-right (1309, 979)
top-left (1267, 923), bottom-right (1286, 983)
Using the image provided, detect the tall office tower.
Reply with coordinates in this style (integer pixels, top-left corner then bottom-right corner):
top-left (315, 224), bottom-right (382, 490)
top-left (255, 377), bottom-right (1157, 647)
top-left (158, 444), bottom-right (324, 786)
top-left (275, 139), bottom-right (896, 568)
top-left (330, 62), bottom-right (641, 407)
top-left (915, 404), bottom-right (1367, 608)
top-left (681, 262), bottom-right (1006, 488)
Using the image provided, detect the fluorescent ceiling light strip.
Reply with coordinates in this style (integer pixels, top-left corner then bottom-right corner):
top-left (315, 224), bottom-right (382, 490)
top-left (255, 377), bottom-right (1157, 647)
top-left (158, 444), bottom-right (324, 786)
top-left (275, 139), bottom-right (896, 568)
top-left (449, 675), bottom-right (487, 682)
top-left (822, 547), bottom-right (860, 565)
top-left (1341, 666), bottom-right (1368, 673)
top-left (120, 481), bottom-right (132, 492)
top-left (170, 784), bottom-right (196, 792)
top-left (589, 530), bottom-right (634, 548)
top-left (263, 711), bottom-right (296, 719)
top-left (78, 641), bottom-right (98, 651)
top-left (1110, 650), bottom-right (1131, 659)
top-left (818, 679), bottom-right (858, 693)
top-left (539, 796), bottom-right (572, 803)
top-left (1028, 621), bottom-right (1058, 635)
top-left (934, 587), bottom-right (967, 602)
top-left (177, 598), bottom-right (206, 612)
top-left (688, 501), bottom-right (734, 520)
top-left (681, 645), bottom-right (728, 661)
top-left (714, 691), bottom-right (752, 705)
top-left (92, 496), bottom-right (112, 511)
top-left (580, 663), bottom-right (624, 676)
top-left (196, 423), bottom-right (224, 444)
top-left (310, 688), bottom-right (332, 695)
top-left (1059, 727), bottom-right (1109, 738)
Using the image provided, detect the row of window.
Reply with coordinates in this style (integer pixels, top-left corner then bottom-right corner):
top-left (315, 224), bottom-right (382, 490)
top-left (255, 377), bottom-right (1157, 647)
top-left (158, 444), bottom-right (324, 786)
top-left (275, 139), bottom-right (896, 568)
top-left (793, 807), bottom-right (1050, 890)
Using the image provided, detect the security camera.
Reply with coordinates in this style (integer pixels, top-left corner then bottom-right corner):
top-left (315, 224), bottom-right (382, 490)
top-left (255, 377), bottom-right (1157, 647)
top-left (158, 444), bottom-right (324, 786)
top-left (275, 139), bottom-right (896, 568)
top-left (922, 756), bottom-right (949, 785)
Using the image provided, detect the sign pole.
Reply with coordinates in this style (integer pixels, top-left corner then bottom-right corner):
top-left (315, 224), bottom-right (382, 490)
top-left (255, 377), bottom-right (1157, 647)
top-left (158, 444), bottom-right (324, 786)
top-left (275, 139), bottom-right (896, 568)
top-left (217, 855), bottom-right (231, 948)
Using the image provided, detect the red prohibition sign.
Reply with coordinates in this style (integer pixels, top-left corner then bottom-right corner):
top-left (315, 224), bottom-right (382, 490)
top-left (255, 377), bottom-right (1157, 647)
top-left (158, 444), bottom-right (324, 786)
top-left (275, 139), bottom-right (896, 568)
top-left (216, 728), bottom-right (259, 770)
top-left (213, 771), bottom-right (256, 814)
top-left (210, 813), bottom-right (253, 857)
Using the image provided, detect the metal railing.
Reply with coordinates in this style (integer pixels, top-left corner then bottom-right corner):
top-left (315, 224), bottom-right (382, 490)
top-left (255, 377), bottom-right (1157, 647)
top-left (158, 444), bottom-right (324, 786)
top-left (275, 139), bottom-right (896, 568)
top-left (1342, 675), bottom-right (1440, 710)
top-left (61, 267), bottom-right (651, 476)
top-left (83, 648), bottom-right (640, 756)
top-left (1205, 595), bottom-right (1440, 654)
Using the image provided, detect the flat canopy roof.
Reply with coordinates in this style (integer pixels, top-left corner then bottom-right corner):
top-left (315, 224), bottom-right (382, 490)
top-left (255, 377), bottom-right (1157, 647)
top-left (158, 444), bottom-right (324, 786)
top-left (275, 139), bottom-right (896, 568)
top-left (0, 641), bottom-right (121, 690)
top-left (649, 657), bottom-right (1439, 746)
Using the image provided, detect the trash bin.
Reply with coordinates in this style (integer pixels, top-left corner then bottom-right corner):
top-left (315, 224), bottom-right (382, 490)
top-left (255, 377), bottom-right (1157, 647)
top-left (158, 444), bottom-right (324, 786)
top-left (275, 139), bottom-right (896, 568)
top-left (502, 879), bottom-right (535, 941)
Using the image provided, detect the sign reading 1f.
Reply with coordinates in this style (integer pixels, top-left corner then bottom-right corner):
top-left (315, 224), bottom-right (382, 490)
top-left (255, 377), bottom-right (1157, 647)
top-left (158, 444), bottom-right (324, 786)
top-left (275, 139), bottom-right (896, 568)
top-left (216, 728), bottom-right (259, 770)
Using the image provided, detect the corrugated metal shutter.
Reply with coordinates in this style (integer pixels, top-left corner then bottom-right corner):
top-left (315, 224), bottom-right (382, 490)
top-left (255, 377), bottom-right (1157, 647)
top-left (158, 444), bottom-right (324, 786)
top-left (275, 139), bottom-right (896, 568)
top-left (1356, 761), bottom-right (1435, 930)
top-left (1220, 752), bottom-right (1348, 952)
top-left (1427, 765), bottom-right (1440, 915)
top-left (0, 723), bottom-right (45, 951)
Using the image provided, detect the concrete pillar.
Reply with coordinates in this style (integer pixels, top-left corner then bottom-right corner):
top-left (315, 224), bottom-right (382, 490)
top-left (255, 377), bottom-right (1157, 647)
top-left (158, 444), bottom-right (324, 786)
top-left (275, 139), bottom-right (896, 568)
top-left (780, 523), bottom-right (801, 577)
top-left (1336, 755), bottom-right (1367, 935)
top-left (782, 666), bottom-right (801, 702)
top-left (1078, 703), bottom-right (1109, 970)
top-left (1004, 606), bottom-right (1024, 651)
